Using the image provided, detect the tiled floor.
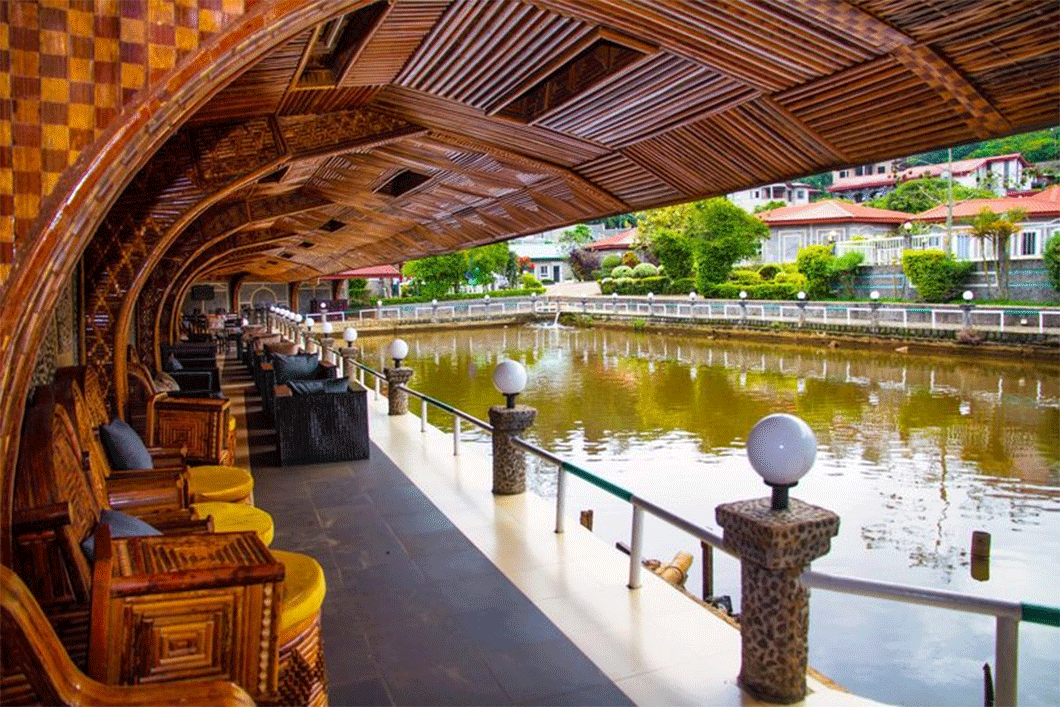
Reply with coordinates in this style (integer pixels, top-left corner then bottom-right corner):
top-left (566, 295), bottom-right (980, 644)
top-left (223, 359), bottom-right (634, 706)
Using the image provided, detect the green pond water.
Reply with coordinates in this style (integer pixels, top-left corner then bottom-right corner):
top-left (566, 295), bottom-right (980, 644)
top-left (358, 325), bottom-right (1059, 707)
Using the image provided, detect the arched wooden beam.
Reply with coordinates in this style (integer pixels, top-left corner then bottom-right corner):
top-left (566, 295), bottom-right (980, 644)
top-left (143, 190), bottom-right (333, 369)
top-left (0, 0), bottom-right (369, 565)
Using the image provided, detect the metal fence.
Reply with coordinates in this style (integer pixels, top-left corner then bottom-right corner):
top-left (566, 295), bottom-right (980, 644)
top-left (297, 295), bottom-right (1060, 337)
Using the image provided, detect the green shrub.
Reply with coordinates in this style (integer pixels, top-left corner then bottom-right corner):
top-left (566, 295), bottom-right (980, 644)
top-left (601, 276), bottom-right (670, 295)
top-left (600, 254), bottom-right (623, 271)
top-left (757, 264), bottom-right (781, 281)
top-left (632, 263), bottom-right (659, 278)
top-left (521, 272), bottom-right (542, 289)
top-left (828, 251), bottom-right (864, 299)
top-left (668, 277), bottom-right (696, 295)
top-left (728, 269), bottom-right (763, 285)
top-left (621, 251), bottom-right (640, 268)
top-left (774, 270), bottom-right (808, 293)
top-left (380, 287), bottom-right (544, 306)
top-left (706, 282), bottom-right (799, 300)
top-left (611, 265), bottom-right (634, 278)
top-left (649, 230), bottom-right (694, 280)
top-left (902, 249), bottom-right (973, 302)
top-left (656, 265), bottom-right (667, 277)
top-left (1045, 232), bottom-right (1060, 292)
top-left (796, 245), bottom-right (835, 299)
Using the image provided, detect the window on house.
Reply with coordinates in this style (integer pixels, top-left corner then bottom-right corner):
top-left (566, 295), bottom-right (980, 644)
top-left (754, 190), bottom-right (760, 198)
top-left (877, 166), bottom-right (886, 174)
top-left (839, 170), bottom-right (848, 178)
top-left (956, 235), bottom-right (970, 260)
top-left (796, 190), bottom-right (805, 199)
top-left (1020, 231), bottom-right (1038, 256)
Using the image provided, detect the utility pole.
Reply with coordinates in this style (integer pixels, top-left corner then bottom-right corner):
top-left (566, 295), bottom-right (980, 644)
top-left (944, 147), bottom-right (954, 255)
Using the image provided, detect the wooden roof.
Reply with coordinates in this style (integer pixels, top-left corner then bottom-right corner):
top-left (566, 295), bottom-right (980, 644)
top-left (104, 0), bottom-right (1059, 284)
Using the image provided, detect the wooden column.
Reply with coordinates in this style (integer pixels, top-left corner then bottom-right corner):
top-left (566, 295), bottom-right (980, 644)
top-left (287, 282), bottom-right (301, 314)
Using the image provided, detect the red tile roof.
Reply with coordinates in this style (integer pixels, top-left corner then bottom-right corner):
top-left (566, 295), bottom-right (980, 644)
top-left (586, 228), bottom-right (638, 251)
top-left (756, 200), bottom-right (910, 225)
top-left (913, 186), bottom-right (1060, 221)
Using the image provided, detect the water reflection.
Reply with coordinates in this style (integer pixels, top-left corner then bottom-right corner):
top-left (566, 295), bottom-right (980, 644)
top-left (363, 325), bottom-right (1059, 706)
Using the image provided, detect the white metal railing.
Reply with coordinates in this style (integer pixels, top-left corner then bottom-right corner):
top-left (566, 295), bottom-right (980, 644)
top-left (330, 349), bottom-right (1058, 707)
top-left (280, 295), bottom-right (1060, 338)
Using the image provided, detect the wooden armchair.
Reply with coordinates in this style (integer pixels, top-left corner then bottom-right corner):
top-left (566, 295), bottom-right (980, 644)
top-left (1, 565), bottom-right (255, 707)
top-left (126, 360), bottom-right (236, 467)
top-left (12, 398), bottom-right (328, 705)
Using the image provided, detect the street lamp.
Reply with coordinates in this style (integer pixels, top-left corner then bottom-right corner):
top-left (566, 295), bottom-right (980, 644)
top-left (321, 320), bottom-right (334, 335)
top-left (746, 413), bottom-right (817, 511)
top-left (343, 327), bottom-right (358, 344)
top-left (492, 359), bottom-right (528, 409)
top-left (389, 338), bottom-right (409, 367)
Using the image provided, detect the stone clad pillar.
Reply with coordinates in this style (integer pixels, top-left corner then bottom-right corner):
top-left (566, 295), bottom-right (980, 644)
top-left (715, 498), bottom-right (840, 704)
top-left (488, 405), bottom-right (536, 494)
top-left (384, 366), bottom-right (414, 415)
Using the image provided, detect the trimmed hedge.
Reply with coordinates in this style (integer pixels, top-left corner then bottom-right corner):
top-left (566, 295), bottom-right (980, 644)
top-left (601, 276), bottom-right (669, 295)
top-left (611, 265), bottom-right (634, 278)
top-left (380, 287), bottom-right (544, 306)
top-left (704, 282), bottom-right (800, 299)
top-left (632, 263), bottom-right (659, 278)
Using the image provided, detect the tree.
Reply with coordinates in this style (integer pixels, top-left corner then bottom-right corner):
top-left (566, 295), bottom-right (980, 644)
top-left (402, 252), bottom-right (467, 298)
top-left (466, 242), bottom-right (512, 288)
top-left (346, 278), bottom-right (368, 305)
top-left (688, 198), bottom-right (768, 292)
top-left (902, 250), bottom-right (973, 302)
top-left (968, 208), bottom-right (1024, 300)
top-left (1044, 232), bottom-right (1060, 293)
top-left (865, 177), bottom-right (994, 213)
top-left (559, 224), bottom-right (593, 249)
top-left (568, 247), bottom-right (601, 281)
top-left (648, 229), bottom-right (694, 280)
top-left (753, 200), bottom-right (789, 213)
top-left (828, 251), bottom-right (864, 299)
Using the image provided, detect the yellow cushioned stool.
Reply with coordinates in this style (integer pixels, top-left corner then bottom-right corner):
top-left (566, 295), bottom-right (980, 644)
top-left (272, 550), bottom-right (328, 707)
top-left (188, 465), bottom-right (254, 504)
top-left (193, 501), bottom-right (274, 546)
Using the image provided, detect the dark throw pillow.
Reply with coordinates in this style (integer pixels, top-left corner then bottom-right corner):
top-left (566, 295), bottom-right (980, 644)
top-left (287, 379), bottom-right (325, 395)
top-left (81, 509), bottom-right (162, 562)
top-left (99, 417), bottom-right (154, 470)
top-left (165, 353), bottom-right (184, 371)
top-left (272, 353), bottom-right (319, 383)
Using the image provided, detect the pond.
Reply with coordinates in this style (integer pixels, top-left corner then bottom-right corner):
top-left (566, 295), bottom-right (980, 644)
top-left (358, 325), bottom-right (1059, 707)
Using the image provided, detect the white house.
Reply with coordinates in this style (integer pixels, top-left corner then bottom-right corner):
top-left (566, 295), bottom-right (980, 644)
top-left (755, 201), bottom-right (910, 263)
top-left (728, 181), bottom-right (820, 212)
top-left (508, 240), bottom-right (572, 283)
top-left (829, 153), bottom-right (1031, 202)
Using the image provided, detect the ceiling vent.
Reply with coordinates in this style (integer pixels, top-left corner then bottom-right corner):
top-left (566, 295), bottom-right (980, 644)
top-left (297, 1), bottom-right (391, 88)
top-left (375, 170), bottom-right (431, 198)
top-left (320, 219), bottom-right (345, 232)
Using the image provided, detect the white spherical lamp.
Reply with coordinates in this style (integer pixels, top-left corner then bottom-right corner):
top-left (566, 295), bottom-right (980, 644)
top-left (963, 290), bottom-right (974, 302)
top-left (870, 290), bottom-right (880, 301)
top-left (746, 413), bottom-right (817, 510)
top-left (739, 290), bottom-right (748, 300)
top-left (493, 359), bottom-right (528, 409)
top-left (484, 294), bottom-right (491, 303)
top-left (303, 315), bottom-right (312, 330)
top-left (322, 321), bottom-right (334, 335)
top-left (343, 327), bottom-right (358, 344)
top-left (797, 291), bottom-right (806, 301)
top-left (241, 317), bottom-right (249, 326)
top-left (388, 338), bottom-right (409, 367)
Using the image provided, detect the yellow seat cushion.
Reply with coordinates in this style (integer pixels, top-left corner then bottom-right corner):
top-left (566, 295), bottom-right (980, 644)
top-left (192, 502), bottom-right (274, 546)
top-left (188, 465), bottom-right (253, 503)
top-left (272, 550), bottom-right (326, 632)
top-left (228, 416), bottom-right (237, 434)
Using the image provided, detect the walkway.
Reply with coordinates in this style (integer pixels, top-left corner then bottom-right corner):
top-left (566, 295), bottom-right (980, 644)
top-left (220, 352), bottom-right (884, 706)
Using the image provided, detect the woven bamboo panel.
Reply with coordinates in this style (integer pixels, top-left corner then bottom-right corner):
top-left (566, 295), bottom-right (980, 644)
top-left (1, 0), bottom-right (248, 279)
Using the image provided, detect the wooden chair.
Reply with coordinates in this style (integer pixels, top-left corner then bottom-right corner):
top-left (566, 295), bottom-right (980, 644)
top-left (0, 565), bottom-right (255, 707)
top-left (12, 398), bottom-right (328, 705)
top-left (125, 358), bottom-right (237, 467)
top-left (60, 366), bottom-right (249, 504)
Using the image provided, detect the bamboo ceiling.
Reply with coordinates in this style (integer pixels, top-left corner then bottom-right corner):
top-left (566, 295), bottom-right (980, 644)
top-left (107, 0), bottom-right (1057, 286)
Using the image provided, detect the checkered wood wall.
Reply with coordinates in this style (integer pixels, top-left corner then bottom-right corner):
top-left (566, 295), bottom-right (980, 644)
top-left (0, 0), bottom-right (248, 284)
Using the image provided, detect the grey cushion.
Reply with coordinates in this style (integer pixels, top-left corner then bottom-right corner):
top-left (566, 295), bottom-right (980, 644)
top-left (272, 353), bottom-right (319, 383)
top-left (165, 353), bottom-right (183, 371)
top-left (288, 378), bottom-right (348, 395)
top-left (81, 509), bottom-right (162, 562)
top-left (99, 417), bottom-right (154, 470)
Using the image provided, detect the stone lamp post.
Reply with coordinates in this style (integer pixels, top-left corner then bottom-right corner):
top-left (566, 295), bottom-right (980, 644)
top-left (384, 338), bottom-right (413, 415)
top-left (796, 291), bottom-right (807, 327)
top-left (715, 414), bottom-right (839, 704)
top-left (488, 360), bottom-right (536, 495)
top-left (320, 320), bottom-right (335, 362)
top-left (341, 326), bottom-right (359, 380)
top-left (739, 290), bottom-right (748, 323)
top-left (869, 290), bottom-right (881, 332)
top-left (961, 290), bottom-right (975, 329)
